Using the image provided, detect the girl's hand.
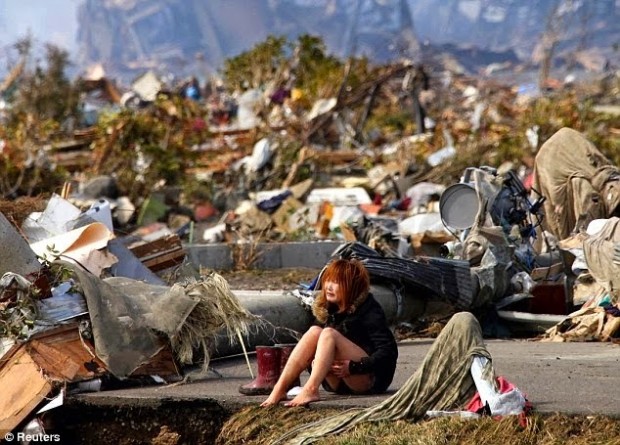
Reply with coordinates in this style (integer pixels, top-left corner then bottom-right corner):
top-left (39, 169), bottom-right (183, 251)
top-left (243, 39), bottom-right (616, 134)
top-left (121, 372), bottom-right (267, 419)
top-left (331, 360), bottom-right (351, 378)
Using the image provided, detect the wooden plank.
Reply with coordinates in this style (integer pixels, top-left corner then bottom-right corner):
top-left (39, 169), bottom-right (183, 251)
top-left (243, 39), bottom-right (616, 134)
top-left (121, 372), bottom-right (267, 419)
top-left (142, 250), bottom-right (186, 271)
top-left (0, 345), bottom-right (53, 432)
top-left (129, 234), bottom-right (186, 271)
top-left (131, 342), bottom-right (180, 378)
top-left (137, 246), bottom-right (184, 263)
top-left (530, 262), bottom-right (564, 281)
top-left (30, 324), bottom-right (108, 380)
top-left (29, 323), bottom-right (80, 342)
top-left (130, 234), bottom-right (182, 258)
top-left (27, 340), bottom-right (81, 381)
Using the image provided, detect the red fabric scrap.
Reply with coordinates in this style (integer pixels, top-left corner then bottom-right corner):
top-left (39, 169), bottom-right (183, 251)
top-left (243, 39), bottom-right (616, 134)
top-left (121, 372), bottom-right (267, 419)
top-left (465, 375), bottom-right (533, 420)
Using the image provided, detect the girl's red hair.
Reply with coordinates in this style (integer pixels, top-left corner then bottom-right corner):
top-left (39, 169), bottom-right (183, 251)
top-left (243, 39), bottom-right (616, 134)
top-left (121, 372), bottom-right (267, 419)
top-left (318, 258), bottom-right (370, 311)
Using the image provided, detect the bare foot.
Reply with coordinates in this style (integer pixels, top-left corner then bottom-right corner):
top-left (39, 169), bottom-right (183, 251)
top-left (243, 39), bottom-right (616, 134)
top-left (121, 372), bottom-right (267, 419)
top-left (284, 388), bottom-right (320, 407)
top-left (260, 390), bottom-right (287, 407)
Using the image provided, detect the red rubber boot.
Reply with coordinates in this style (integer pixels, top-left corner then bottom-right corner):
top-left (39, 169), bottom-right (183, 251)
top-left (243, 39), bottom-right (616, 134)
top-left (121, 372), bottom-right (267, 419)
top-left (276, 343), bottom-right (301, 389)
top-left (238, 346), bottom-right (281, 395)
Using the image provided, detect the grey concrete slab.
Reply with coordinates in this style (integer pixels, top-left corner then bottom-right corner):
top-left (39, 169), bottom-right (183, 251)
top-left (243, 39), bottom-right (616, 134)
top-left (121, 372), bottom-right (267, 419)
top-left (185, 243), bottom-right (233, 270)
top-left (76, 338), bottom-right (620, 417)
top-left (279, 241), bottom-right (341, 269)
top-left (253, 243), bottom-right (282, 269)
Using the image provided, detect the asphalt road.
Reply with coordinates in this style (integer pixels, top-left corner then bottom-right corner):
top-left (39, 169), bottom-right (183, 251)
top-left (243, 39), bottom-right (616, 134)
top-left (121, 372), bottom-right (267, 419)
top-left (78, 339), bottom-right (620, 417)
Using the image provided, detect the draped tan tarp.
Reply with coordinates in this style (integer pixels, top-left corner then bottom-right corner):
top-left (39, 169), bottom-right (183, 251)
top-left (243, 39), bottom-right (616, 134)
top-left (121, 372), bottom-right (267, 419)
top-left (543, 305), bottom-right (620, 342)
top-left (532, 127), bottom-right (620, 242)
top-left (274, 312), bottom-right (493, 445)
top-left (583, 217), bottom-right (620, 299)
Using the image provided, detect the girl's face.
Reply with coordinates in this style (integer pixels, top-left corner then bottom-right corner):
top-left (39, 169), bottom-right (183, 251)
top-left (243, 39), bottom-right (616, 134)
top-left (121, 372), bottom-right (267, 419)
top-left (324, 280), bottom-right (342, 306)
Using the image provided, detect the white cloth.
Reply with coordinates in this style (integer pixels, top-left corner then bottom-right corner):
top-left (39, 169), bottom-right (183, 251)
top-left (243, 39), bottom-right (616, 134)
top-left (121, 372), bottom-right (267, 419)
top-left (470, 355), bottom-right (526, 416)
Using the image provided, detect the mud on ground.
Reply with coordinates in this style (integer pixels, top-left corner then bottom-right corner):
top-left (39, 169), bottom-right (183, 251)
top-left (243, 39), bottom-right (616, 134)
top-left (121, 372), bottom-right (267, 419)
top-left (217, 267), bottom-right (321, 291)
top-left (49, 397), bottom-right (230, 445)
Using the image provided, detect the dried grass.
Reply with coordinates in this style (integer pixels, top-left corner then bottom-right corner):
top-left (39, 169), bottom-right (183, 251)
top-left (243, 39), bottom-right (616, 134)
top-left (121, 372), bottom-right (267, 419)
top-left (216, 406), bottom-right (342, 445)
top-left (322, 414), bottom-right (620, 445)
top-left (216, 407), bottom-right (620, 445)
top-left (0, 196), bottom-right (47, 229)
top-left (170, 271), bottom-right (259, 373)
top-left (230, 235), bottom-right (265, 271)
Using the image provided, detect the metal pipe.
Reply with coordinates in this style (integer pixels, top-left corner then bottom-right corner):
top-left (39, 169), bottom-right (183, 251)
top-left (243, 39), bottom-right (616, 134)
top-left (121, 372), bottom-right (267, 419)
top-left (211, 284), bottom-right (425, 357)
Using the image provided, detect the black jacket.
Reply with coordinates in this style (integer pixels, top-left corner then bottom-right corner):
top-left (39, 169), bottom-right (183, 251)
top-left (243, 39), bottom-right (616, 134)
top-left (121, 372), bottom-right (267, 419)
top-left (317, 293), bottom-right (398, 393)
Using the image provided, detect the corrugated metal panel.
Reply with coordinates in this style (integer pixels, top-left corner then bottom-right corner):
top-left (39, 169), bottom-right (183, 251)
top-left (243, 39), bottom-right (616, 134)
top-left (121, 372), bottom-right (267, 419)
top-left (334, 241), bottom-right (473, 308)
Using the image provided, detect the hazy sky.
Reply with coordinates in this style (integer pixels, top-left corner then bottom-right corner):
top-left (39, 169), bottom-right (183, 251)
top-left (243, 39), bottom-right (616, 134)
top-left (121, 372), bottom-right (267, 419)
top-left (0, 0), bottom-right (78, 52)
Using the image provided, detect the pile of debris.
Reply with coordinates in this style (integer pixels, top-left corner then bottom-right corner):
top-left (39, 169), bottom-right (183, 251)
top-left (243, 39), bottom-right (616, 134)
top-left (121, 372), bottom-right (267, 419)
top-left (1, 34), bottom-right (619, 439)
top-left (0, 195), bottom-right (259, 434)
top-left (1, 127), bottom-right (619, 438)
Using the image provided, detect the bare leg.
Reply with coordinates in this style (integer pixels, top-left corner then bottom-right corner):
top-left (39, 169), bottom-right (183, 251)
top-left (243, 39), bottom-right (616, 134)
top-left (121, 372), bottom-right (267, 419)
top-left (286, 327), bottom-right (372, 407)
top-left (261, 326), bottom-right (322, 407)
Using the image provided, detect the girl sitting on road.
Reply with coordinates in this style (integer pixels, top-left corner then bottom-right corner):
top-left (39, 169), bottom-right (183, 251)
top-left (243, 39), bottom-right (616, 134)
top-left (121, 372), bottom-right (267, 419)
top-left (261, 258), bottom-right (398, 407)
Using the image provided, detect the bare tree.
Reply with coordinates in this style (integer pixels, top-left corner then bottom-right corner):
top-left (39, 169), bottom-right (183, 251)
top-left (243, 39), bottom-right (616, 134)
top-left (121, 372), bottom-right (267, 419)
top-left (538, 0), bottom-right (584, 89)
top-left (539, 1), bottom-right (562, 89)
